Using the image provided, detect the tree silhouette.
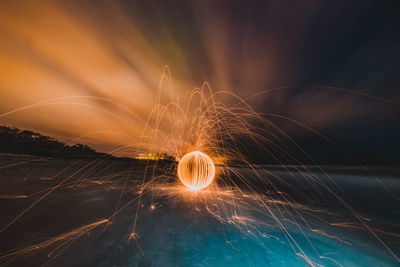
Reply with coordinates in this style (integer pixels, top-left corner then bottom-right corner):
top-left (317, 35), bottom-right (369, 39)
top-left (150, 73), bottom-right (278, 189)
top-left (0, 126), bottom-right (103, 158)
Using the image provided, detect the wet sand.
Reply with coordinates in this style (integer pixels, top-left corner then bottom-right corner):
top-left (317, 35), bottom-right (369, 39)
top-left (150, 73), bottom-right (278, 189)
top-left (0, 155), bottom-right (399, 266)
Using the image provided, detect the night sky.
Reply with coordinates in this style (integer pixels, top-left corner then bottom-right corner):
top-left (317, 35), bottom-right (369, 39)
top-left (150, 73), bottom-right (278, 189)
top-left (0, 0), bottom-right (399, 164)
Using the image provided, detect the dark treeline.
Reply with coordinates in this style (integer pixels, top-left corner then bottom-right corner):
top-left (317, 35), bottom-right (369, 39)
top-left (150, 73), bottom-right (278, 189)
top-left (0, 126), bottom-right (109, 158)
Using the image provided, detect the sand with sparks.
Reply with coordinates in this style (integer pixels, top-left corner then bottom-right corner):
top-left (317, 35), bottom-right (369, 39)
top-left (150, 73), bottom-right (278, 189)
top-left (0, 155), bottom-right (399, 266)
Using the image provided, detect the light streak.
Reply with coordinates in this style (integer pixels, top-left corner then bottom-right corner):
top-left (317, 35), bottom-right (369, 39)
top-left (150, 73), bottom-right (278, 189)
top-left (0, 219), bottom-right (108, 264)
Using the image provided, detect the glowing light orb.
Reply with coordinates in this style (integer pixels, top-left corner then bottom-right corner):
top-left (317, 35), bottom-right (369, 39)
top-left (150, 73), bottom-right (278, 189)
top-left (177, 151), bottom-right (216, 191)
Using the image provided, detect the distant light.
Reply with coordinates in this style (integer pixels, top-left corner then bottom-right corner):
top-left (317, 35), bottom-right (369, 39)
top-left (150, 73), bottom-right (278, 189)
top-left (135, 152), bottom-right (169, 161)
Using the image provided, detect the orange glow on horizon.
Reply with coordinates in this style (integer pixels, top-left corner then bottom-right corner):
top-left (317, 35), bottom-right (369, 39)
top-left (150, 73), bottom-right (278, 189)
top-left (177, 151), bottom-right (216, 191)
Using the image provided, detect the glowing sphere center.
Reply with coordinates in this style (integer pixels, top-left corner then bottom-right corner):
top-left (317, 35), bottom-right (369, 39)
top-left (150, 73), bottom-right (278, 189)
top-left (177, 151), bottom-right (216, 191)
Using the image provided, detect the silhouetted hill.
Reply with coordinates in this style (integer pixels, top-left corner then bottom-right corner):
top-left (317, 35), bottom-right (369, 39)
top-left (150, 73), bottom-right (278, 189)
top-left (0, 126), bottom-right (110, 159)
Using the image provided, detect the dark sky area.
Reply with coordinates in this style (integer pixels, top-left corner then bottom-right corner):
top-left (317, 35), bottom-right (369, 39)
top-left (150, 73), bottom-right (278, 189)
top-left (0, 0), bottom-right (399, 164)
top-left (124, 0), bottom-right (400, 164)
